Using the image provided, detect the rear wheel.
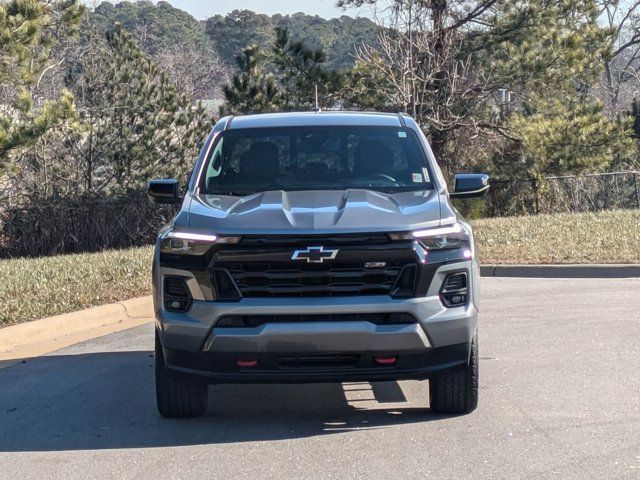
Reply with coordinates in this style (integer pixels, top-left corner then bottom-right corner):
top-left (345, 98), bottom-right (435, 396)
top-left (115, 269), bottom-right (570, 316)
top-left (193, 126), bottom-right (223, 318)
top-left (155, 331), bottom-right (208, 418)
top-left (429, 333), bottom-right (479, 414)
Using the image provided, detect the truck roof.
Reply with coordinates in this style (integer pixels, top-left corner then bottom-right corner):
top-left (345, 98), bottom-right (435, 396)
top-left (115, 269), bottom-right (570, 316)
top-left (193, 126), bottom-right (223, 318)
top-left (225, 111), bottom-right (407, 130)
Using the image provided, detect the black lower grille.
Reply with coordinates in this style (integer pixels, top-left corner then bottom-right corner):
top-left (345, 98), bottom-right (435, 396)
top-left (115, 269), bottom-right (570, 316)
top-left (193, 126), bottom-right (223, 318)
top-left (220, 261), bottom-right (413, 297)
top-left (277, 355), bottom-right (360, 369)
top-left (163, 276), bottom-right (192, 312)
top-left (443, 272), bottom-right (467, 290)
top-left (440, 272), bottom-right (468, 307)
top-left (215, 312), bottom-right (417, 328)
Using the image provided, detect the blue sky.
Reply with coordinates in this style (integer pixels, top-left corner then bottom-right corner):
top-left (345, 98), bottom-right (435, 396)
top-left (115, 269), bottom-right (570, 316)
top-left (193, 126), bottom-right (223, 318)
top-left (112, 1), bottom-right (372, 20)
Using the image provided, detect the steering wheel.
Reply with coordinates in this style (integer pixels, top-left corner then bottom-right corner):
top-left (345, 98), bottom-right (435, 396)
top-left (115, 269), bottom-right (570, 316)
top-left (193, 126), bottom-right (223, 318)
top-left (359, 173), bottom-right (400, 186)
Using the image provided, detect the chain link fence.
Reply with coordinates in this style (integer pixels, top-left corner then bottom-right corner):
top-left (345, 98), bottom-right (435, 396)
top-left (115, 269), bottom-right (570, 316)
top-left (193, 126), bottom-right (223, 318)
top-left (486, 171), bottom-right (640, 217)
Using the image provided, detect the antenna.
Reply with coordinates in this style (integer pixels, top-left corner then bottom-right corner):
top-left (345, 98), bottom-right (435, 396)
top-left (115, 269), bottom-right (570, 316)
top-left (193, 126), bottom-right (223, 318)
top-left (313, 84), bottom-right (321, 112)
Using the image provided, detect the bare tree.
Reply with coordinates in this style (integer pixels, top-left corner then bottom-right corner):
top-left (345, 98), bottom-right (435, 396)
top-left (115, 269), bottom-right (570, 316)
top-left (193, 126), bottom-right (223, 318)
top-left (152, 43), bottom-right (229, 102)
top-left (346, 0), bottom-right (497, 175)
top-left (599, 0), bottom-right (640, 112)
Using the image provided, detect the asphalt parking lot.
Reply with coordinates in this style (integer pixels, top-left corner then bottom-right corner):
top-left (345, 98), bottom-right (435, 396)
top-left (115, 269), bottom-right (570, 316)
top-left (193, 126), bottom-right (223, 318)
top-left (1, 277), bottom-right (639, 480)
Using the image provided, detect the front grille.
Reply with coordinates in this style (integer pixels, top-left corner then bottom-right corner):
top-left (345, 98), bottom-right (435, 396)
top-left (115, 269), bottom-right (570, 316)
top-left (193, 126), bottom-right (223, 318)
top-left (215, 312), bottom-right (417, 328)
top-left (277, 354), bottom-right (360, 369)
top-left (220, 260), bottom-right (411, 297)
top-left (240, 233), bottom-right (391, 248)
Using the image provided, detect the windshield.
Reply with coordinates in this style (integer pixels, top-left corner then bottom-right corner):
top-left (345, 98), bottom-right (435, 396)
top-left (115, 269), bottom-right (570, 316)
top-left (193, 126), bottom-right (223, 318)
top-left (198, 126), bottom-right (434, 195)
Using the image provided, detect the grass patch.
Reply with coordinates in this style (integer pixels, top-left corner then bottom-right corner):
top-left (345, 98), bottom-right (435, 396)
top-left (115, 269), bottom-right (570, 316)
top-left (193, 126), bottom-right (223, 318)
top-left (0, 246), bottom-right (153, 327)
top-left (472, 209), bottom-right (640, 264)
top-left (1, 209), bottom-right (638, 326)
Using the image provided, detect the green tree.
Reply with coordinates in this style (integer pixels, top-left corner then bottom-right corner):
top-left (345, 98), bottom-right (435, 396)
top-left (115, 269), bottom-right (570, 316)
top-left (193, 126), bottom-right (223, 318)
top-left (484, 0), bottom-right (634, 176)
top-left (340, 58), bottom-right (396, 112)
top-left (205, 10), bottom-right (379, 70)
top-left (508, 96), bottom-right (633, 175)
top-left (220, 45), bottom-right (280, 116)
top-left (272, 13), bottom-right (380, 70)
top-left (272, 27), bottom-right (342, 110)
top-left (221, 27), bottom-right (345, 114)
top-left (67, 24), bottom-right (211, 191)
top-left (91, 1), bottom-right (209, 55)
top-left (205, 10), bottom-right (275, 68)
top-left (0, 0), bottom-right (84, 167)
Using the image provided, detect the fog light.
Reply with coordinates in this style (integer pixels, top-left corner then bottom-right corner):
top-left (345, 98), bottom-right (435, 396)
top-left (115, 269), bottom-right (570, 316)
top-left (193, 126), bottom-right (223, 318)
top-left (450, 295), bottom-right (465, 305)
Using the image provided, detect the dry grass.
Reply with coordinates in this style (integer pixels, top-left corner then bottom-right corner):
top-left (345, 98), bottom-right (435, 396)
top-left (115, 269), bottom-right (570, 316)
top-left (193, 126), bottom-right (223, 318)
top-left (1, 209), bottom-right (638, 326)
top-left (472, 209), bottom-right (640, 265)
top-left (0, 246), bottom-right (153, 327)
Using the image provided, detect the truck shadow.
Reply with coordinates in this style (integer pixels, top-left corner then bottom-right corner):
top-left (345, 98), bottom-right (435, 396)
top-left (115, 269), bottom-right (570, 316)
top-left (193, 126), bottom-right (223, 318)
top-left (0, 351), bottom-right (450, 452)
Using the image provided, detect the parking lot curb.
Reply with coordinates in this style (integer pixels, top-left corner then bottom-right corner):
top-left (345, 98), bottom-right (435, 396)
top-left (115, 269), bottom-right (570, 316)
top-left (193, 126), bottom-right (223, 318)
top-left (480, 264), bottom-right (640, 278)
top-left (0, 296), bottom-right (154, 367)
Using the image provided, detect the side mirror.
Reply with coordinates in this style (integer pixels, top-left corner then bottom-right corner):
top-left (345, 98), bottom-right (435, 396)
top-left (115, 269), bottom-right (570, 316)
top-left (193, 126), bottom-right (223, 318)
top-left (148, 179), bottom-right (183, 205)
top-left (450, 174), bottom-right (490, 199)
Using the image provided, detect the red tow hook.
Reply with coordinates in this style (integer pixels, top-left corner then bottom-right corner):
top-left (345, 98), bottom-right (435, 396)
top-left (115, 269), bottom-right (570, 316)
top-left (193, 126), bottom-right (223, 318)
top-left (236, 359), bottom-right (258, 368)
top-left (373, 355), bottom-right (398, 366)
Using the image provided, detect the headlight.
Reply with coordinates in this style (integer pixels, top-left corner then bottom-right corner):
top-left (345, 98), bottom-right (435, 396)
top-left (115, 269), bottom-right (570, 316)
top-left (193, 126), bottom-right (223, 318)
top-left (160, 231), bottom-right (240, 255)
top-left (390, 223), bottom-right (471, 252)
top-left (413, 223), bottom-right (467, 249)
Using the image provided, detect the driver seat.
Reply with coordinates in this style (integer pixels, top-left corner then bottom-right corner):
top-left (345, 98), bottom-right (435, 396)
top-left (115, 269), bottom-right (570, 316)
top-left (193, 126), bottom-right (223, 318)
top-left (239, 142), bottom-right (280, 182)
top-left (353, 140), bottom-right (394, 177)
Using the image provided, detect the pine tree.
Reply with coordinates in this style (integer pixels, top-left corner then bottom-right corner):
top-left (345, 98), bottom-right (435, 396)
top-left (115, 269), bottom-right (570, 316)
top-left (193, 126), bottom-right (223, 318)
top-left (220, 45), bottom-right (280, 116)
top-left (485, 0), bottom-right (634, 176)
top-left (272, 27), bottom-right (337, 110)
top-left (0, 0), bottom-right (84, 167)
top-left (508, 96), bottom-right (632, 175)
top-left (68, 24), bottom-right (211, 192)
top-left (220, 27), bottom-right (344, 114)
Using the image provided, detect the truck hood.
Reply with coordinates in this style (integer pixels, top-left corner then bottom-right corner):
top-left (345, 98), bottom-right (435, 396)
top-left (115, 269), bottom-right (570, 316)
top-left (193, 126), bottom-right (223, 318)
top-left (185, 189), bottom-right (445, 235)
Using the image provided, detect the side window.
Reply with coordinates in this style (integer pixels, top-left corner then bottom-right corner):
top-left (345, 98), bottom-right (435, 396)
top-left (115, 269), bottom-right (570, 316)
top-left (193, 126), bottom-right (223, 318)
top-left (205, 137), bottom-right (224, 181)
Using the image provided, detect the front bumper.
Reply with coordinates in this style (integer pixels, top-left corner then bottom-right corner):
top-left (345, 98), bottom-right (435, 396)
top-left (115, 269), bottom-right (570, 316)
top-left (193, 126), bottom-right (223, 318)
top-left (163, 342), bottom-right (471, 383)
top-left (155, 260), bottom-right (478, 383)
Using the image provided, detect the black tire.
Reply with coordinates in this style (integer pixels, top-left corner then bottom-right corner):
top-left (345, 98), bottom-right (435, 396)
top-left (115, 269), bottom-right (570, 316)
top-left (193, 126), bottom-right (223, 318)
top-left (155, 331), bottom-right (208, 418)
top-left (429, 333), bottom-right (479, 414)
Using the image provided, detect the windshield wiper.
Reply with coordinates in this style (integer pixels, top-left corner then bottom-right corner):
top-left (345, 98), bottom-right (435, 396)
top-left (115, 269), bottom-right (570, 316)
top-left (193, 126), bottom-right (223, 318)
top-left (205, 190), bottom-right (254, 197)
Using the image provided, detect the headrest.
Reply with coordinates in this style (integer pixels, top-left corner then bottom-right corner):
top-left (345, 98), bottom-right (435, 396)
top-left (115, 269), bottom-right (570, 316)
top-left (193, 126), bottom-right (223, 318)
top-left (239, 141), bottom-right (280, 180)
top-left (353, 140), bottom-right (393, 175)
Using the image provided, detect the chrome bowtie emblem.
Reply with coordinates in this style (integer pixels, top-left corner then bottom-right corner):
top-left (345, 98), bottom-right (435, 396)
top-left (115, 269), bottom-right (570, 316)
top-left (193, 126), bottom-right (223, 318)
top-left (291, 246), bottom-right (339, 263)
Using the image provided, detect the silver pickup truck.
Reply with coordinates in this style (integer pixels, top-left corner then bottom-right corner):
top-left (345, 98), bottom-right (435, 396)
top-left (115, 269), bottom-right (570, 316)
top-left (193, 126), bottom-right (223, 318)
top-left (148, 111), bottom-right (489, 418)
